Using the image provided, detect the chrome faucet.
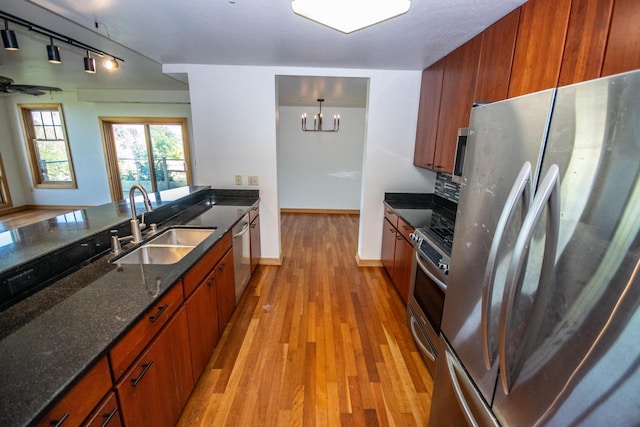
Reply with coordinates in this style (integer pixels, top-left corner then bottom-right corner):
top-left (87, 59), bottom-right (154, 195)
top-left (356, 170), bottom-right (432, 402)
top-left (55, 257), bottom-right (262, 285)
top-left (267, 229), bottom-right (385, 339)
top-left (129, 184), bottom-right (153, 244)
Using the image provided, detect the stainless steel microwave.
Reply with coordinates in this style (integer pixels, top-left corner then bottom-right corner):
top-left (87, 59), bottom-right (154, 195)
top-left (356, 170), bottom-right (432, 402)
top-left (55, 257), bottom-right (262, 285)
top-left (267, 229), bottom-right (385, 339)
top-left (452, 127), bottom-right (468, 184)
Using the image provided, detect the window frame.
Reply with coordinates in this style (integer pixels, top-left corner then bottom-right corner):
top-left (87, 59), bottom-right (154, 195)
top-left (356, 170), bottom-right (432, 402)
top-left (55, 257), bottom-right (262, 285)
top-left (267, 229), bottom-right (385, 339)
top-left (19, 103), bottom-right (77, 189)
top-left (0, 152), bottom-right (13, 210)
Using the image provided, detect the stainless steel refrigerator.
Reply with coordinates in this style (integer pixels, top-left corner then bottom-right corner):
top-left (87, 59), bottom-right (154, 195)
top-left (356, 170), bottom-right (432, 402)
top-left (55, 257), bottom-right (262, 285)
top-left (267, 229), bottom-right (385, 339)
top-left (429, 69), bottom-right (640, 427)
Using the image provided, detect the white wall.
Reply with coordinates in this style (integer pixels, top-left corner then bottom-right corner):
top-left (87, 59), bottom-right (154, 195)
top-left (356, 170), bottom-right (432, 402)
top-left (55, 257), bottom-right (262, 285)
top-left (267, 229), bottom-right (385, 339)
top-left (164, 64), bottom-right (436, 263)
top-left (278, 106), bottom-right (365, 210)
top-left (1, 90), bottom-right (191, 207)
top-left (0, 98), bottom-right (28, 207)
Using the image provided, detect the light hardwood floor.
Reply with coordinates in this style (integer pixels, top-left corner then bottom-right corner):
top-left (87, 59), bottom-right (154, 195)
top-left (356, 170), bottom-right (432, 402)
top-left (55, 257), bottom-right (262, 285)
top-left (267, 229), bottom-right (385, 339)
top-left (177, 213), bottom-right (434, 426)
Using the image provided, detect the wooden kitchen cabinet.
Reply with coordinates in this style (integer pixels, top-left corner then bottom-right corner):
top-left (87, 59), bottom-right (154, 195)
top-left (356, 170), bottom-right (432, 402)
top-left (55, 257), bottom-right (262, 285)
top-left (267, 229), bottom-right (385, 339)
top-left (215, 249), bottom-right (236, 333)
top-left (413, 59), bottom-right (444, 169)
top-left (249, 205), bottom-right (261, 274)
top-left (414, 34), bottom-right (482, 173)
top-left (381, 209), bottom-right (414, 305)
top-left (393, 228), bottom-right (414, 304)
top-left (601, 0), bottom-right (640, 77)
top-left (116, 307), bottom-right (193, 427)
top-left (184, 231), bottom-right (234, 380)
top-left (185, 267), bottom-right (220, 382)
top-left (36, 357), bottom-right (112, 426)
top-left (109, 283), bottom-right (184, 381)
top-left (558, 0), bottom-right (615, 85)
top-left (433, 34), bottom-right (483, 173)
top-left (508, 0), bottom-right (573, 98)
top-left (474, 8), bottom-right (520, 103)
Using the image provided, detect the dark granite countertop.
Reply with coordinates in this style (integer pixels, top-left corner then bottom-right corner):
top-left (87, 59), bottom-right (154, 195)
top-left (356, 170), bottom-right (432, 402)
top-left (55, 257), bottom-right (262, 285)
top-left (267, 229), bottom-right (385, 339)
top-left (383, 192), bottom-right (456, 229)
top-left (0, 189), bottom-right (259, 427)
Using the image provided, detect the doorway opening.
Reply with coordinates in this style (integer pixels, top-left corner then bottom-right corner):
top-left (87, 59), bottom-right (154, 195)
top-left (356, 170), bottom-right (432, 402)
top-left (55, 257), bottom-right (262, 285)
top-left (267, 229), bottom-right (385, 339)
top-left (275, 75), bottom-right (369, 214)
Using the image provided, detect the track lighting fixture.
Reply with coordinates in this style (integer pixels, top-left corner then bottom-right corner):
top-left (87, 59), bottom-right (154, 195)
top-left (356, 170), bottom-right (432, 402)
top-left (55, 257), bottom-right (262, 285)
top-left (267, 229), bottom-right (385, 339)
top-left (47, 37), bottom-right (61, 63)
top-left (103, 57), bottom-right (119, 70)
top-left (2, 19), bottom-right (19, 50)
top-left (0, 11), bottom-right (124, 73)
top-left (301, 99), bottom-right (340, 132)
top-left (84, 51), bottom-right (96, 73)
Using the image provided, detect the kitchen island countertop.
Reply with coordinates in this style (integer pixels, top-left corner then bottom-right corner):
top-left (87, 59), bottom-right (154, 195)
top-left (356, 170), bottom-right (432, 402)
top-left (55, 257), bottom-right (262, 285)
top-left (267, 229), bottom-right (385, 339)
top-left (0, 188), bottom-right (259, 427)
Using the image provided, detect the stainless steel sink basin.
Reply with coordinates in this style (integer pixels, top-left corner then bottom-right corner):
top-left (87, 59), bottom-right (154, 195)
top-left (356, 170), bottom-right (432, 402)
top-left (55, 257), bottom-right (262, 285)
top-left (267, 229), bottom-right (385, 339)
top-left (115, 245), bottom-right (195, 265)
top-left (112, 227), bottom-right (215, 265)
top-left (145, 228), bottom-right (215, 247)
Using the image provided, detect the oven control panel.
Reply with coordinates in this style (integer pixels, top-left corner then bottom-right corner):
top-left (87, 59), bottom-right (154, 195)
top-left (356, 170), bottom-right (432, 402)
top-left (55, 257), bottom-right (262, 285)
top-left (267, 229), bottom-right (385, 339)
top-left (411, 231), bottom-right (450, 275)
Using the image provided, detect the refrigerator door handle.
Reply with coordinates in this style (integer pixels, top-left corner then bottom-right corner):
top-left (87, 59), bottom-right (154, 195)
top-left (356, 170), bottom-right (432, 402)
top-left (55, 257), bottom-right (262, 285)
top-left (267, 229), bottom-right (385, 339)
top-left (444, 345), bottom-right (485, 427)
top-left (498, 164), bottom-right (561, 394)
top-left (482, 161), bottom-right (533, 370)
top-left (415, 251), bottom-right (447, 292)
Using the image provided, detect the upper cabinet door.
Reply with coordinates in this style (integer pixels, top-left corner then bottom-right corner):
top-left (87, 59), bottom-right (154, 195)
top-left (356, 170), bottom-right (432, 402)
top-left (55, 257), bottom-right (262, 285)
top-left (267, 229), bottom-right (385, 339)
top-left (474, 8), bottom-right (520, 103)
top-left (414, 59), bottom-right (445, 169)
top-left (559, 0), bottom-right (615, 85)
top-left (508, 0), bottom-right (572, 98)
top-left (434, 34), bottom-right (482, 173)
top-left (601, 0), bottom-right (640, 77)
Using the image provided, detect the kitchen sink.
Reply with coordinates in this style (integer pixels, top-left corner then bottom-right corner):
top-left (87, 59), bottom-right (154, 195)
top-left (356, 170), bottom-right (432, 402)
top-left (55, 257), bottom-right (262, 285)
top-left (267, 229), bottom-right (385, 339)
top-left (145, 228), bottom-right (215, 247)
top-left (112, 227), bottom-right (215, 265)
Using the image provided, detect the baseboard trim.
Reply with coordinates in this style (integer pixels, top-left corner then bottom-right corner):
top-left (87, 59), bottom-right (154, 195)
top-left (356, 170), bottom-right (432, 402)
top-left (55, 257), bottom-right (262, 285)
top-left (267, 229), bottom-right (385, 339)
top-left (355, 253), bottom-right (383, 267)
top-left (280, 208), bottom-right (360, 215)
top-left (0, 205), bottom-right (27, 216)
top-left (259, 256), bottom-right (283, 266)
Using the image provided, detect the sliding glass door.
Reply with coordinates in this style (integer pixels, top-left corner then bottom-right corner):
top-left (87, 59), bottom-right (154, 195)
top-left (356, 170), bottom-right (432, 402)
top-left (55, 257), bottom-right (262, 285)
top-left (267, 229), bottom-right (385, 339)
top-left (101, 118), bottom-right (192, 201)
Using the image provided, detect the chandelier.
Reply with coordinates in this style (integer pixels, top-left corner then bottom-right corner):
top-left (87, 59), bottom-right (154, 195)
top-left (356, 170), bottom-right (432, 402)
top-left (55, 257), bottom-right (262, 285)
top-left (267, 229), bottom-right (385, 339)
top-left (301, 99), bottom-right (340, 132)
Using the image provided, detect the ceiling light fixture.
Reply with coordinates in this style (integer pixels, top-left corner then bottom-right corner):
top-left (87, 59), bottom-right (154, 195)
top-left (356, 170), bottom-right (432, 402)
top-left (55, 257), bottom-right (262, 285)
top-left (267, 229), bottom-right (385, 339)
top-left (301, 99), bottom-right (340, 132)
top-left (291, 0), bottom-right (411, 34)
top-left (2, 19), bottom-right (19, 50)
top-left (103, 57), bottom-right (119, 70)
top-left (0, 11), bottom-right (124, 73)
top-left (47, 37), bottom-right (61, 63)
top-left (84, 51), bottom-right (96, 73)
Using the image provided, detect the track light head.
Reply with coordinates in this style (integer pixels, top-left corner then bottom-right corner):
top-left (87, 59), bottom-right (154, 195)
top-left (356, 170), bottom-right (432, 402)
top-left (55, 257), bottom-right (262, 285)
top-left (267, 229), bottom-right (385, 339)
top-left (84, 51), bottom-right (96, 73)
top-left (2, 20), bottom-right (19, 50)
top-left (47, 38), bottom-right (61, 63)
top-left (103, 57), bottom-right (119, 70)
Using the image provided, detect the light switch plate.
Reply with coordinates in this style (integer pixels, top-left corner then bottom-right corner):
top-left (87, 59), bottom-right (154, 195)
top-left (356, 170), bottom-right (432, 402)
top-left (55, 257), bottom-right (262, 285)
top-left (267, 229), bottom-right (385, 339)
top-left (248, 176), bottom-right (259, 185)
top-left (235, 175), bottom-right (242, 185)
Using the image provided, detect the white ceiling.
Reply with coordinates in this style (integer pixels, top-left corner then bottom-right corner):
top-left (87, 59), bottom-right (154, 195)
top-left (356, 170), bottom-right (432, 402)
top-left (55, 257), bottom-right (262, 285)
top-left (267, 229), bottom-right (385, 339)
top-left (0, 0), bottom-right (526, 105)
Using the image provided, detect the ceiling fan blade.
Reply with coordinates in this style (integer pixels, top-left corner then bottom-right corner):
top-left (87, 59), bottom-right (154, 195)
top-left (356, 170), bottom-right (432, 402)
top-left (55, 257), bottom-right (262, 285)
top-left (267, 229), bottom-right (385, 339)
top-left (10, 84), bottom-right (62, 93)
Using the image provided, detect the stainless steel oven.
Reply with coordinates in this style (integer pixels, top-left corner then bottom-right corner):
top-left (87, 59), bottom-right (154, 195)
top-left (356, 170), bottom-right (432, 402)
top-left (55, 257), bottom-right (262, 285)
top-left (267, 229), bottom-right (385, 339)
top-left (407, 228), bottom-right (449, 374)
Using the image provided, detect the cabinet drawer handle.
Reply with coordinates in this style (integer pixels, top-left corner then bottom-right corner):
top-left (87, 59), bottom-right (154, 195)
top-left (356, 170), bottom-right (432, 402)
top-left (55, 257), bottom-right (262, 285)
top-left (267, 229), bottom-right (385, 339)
top-left (101, 407), bottom-right (118, 427)
top-left (218, 262), bottom-right (226, 272)
top-left (49, 413), bottom-right (69, 426)
top-left (148, 304), bottom-right (168, 323)
top-left (250, 223), bottom-right (256, 228)
top-left (396, 235), bottom-right (404, 241)
top-left (131, 360), bottom-right (154, 387)
top-left (207, 276), bottom-right (217, 287)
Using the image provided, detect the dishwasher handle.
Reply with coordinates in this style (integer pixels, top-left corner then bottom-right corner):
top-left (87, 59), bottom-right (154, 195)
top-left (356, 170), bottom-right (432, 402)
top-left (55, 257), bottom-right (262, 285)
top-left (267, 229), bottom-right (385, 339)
top-left (233, 221), bottom-right (250, 238)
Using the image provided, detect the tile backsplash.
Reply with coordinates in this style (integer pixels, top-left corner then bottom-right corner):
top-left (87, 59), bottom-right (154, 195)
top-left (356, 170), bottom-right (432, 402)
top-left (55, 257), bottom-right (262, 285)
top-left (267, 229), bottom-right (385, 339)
top-left (435, 172), bottom-right (460, 204)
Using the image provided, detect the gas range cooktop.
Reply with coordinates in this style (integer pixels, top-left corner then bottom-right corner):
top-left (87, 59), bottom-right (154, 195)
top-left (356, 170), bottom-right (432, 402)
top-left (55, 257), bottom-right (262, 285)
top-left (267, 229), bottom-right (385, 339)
top-left (418, 209), bottom-right (456, 255)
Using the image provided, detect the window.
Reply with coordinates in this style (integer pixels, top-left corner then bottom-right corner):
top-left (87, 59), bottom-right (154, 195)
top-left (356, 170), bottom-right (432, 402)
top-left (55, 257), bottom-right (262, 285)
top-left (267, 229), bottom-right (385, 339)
top-left (0, 152), bottom-right (13, 209)
top-left (100, 117), bottom-right (192, 201)
top-left (19, 104), bottom-right (77, 189)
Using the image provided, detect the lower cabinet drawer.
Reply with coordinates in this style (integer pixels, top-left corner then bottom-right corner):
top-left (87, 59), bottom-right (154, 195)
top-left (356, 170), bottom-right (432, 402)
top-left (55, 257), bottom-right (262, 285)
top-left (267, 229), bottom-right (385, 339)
top-left (36, 356), bottom-right (112, 427)
top-left (116, 307), bottom-right (193, 427)
top-left (85, 392), bottom-right (122, 427)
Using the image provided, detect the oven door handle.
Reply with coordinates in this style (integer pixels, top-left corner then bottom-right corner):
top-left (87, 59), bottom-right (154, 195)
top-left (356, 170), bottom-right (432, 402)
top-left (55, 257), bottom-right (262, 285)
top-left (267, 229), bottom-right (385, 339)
top-left (409, 315), bottom-right (437, 362)
top-left (415, 251), bottom-right (447, 292)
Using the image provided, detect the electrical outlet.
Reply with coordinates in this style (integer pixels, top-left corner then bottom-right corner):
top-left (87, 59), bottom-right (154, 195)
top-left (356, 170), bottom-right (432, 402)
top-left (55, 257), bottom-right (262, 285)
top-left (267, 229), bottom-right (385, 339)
top-left (248, 175), bottom-right (259, 185)
top-left (235, 175), bottom-right (242, 185)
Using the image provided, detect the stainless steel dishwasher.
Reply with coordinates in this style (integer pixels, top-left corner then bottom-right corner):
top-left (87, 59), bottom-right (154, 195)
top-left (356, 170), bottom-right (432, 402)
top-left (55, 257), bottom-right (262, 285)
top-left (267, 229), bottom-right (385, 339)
top-left (232, 214), bottom-right (251, 304)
